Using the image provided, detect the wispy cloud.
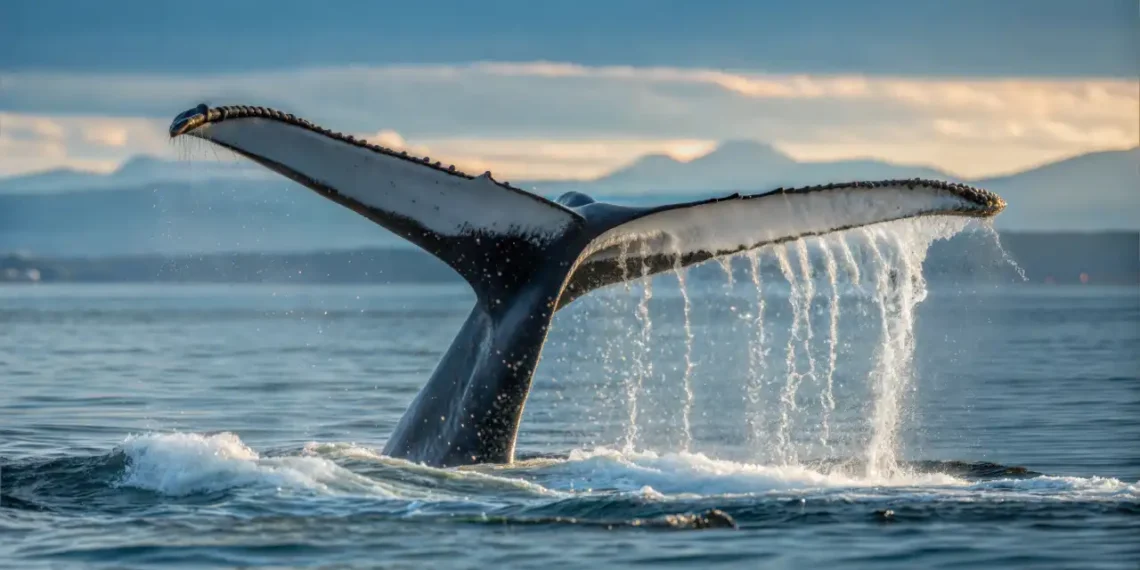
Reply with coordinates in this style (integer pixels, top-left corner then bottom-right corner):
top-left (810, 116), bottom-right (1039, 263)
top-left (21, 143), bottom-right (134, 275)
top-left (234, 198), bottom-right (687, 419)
top-left (0, 113), bottom-right (171, 175)
top-left (476, 62), bottom-right (1136, 122)
top-left (353, 132), bottom-right (718, 181)
top-left (0, 111), bottom-right (718, 181)
top-left (2, 62), bottom-right (1136, 180)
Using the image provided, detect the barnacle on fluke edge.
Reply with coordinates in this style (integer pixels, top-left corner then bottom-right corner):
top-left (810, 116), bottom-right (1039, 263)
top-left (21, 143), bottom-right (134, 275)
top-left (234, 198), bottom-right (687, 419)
top-left (169, 103), bottom-right (510, 186)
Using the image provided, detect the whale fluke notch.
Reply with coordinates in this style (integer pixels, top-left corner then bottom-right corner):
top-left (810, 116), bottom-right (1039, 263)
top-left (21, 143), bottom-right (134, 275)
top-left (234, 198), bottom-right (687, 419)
top-left (169, 103), bottom-right (1006, 468)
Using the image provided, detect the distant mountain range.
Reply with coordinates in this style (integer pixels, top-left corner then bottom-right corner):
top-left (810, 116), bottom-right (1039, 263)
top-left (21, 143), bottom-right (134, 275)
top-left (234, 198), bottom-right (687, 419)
top-left (4, 231), bottom-right (1137, 286)
top-left (0, 143), bottom-right (1136, 257)
top-left (522, 140), bottom-right (955, 195)
top-left (523, 141), bottom-right (1138, 232)
top-left (0, 155), bottom-right (273, 194)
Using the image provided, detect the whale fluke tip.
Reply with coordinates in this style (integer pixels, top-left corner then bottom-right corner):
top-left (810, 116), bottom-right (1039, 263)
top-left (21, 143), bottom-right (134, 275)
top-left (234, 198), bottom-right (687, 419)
top-left (168, 104), bottom-right (210, 137)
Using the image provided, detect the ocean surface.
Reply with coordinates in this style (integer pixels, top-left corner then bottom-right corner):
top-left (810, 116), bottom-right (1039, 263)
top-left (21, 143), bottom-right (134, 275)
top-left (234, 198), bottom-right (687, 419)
top-left (2, 228), bottom-right (1138, 569)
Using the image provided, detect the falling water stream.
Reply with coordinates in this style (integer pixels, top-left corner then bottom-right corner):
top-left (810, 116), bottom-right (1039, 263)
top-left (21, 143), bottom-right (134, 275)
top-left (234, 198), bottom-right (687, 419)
top-left (744, 251), bottom-right (768, 449)
top-left (622, 241), bottom-right (656, 452)
top-left (672, 252), bottom-right (696, 451)
top-left (793, 240), bottom-right (820, 457)
top-left (615, 241), bottom-right (639, 452)
top-left (602, 218), bottom-right (971, 476)
top-left (774, 246), bottom-right (805, 464)
top-left (819, 240), bottom-right (841, 450)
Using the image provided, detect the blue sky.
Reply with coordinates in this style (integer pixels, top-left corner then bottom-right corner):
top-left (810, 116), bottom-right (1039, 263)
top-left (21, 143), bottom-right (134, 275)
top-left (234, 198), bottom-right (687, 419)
top-left (2, 0), bottom-right (1137, 180)
top-left (4, 0), bottom-right (1136, 76)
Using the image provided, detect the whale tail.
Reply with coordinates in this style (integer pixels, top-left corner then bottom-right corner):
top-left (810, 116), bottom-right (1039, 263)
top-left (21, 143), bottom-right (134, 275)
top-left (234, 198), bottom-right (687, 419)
top-left (171, 103), bottom-right (1004, 311)
top-left (170, 103), bottom-right (1005, 467)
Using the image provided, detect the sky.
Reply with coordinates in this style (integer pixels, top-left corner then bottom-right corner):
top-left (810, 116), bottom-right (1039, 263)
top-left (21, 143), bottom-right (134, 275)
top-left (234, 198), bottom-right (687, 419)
top-left (1, 0), bottom-right (1137, 182)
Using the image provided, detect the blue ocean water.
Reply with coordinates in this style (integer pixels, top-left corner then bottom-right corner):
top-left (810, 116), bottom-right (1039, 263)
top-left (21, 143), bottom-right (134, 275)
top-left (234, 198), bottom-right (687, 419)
top-left (2, 233), bottom-right (1138, 569)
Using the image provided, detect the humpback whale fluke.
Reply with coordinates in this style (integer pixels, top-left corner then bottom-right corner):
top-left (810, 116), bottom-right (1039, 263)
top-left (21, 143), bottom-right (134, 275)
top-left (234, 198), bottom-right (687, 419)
top-left (169, 104), bottom-right (1006, 467)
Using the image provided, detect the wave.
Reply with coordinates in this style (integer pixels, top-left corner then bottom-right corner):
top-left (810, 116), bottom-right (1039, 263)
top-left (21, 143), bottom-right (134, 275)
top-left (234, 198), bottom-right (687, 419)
top-left (115, 432), bottom-right (393, 498)
top-left (3, 432), bottom-right (1136, 531)
top-left (497, 447), bottom-right (1136, 503)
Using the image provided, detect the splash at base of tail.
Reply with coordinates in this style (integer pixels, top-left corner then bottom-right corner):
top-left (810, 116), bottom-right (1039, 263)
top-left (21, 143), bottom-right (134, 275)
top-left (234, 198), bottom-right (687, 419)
top-left (169, 103), bottom-right (1005, 467)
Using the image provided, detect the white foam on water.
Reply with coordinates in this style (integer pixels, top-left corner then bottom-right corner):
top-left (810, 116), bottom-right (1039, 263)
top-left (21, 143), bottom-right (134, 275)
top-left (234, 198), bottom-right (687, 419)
top-left (300, 441), bottom-right (386, 460)
top-left (116, 432), bottom-right (392, 497)
top-left (538, 447), bottom-right (1139, 502)
top-left (964, 476), bottom-right (1140, 498)
top-left (114, 433), bottom-right (561, 501)
top-left (108, 433), bottom-right (1138, 508)
top-left (557, 446), bottom-right (955, 495)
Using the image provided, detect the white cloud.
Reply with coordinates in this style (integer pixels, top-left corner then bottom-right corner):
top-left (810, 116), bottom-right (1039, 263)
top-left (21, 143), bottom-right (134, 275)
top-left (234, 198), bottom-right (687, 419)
top-left (376, 137), bottom-right (718, 181)
top-left (0, 113), bottom-right (169, 175)
top-left (1, 62), bottom-right (1135, 180)
top-left (82, 125), bottom-right (130, 147)
top-left (367, 129), bottom-right (407, 151)
top-left (0, 111), bottom-right (717, 181)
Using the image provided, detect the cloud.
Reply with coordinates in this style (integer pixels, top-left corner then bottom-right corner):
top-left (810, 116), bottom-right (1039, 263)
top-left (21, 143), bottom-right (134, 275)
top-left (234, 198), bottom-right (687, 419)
top-left (0, 113), bottom-right (168, 175)
top-left (0, 111), bottom-right (717, 180)
top-left (362, 137), bottom-right (719, 181)
top-left (1, 62), bottom-right (1135, 179)
top-left (82, 125), bottom-right (130, 147)
top-left (367, 129), bottom-right (407, 151)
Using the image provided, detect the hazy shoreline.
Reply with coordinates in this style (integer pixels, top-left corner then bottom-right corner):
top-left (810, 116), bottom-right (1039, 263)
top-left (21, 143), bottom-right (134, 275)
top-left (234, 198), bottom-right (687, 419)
top-left (3, 231), bottom-right (1137, 286)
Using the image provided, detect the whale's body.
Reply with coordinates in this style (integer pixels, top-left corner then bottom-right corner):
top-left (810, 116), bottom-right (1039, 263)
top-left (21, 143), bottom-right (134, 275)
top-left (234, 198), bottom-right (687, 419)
top-left (169, 104), bottom-right (1005, 467)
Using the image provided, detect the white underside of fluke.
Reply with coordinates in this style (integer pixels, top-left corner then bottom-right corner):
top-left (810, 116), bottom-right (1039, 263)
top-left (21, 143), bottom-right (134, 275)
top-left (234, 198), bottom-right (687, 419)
top-left (581, 185), bottom-right (974, 263)
top-left (191, 119), bottom-right (579, 244)
top-left (183, 111), bottom-right (998, 293)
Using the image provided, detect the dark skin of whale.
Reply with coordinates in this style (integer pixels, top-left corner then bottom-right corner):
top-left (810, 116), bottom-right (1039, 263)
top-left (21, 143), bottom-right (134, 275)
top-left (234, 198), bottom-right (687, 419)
top-left (381, 194), bottom-right (702, 467)
top-left (168, 104), bottom-right (1006, 468)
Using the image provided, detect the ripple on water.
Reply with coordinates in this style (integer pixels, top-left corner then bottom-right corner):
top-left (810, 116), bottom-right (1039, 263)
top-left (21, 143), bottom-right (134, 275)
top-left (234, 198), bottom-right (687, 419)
top-left (2, 433), bottom-right (1138, 567)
